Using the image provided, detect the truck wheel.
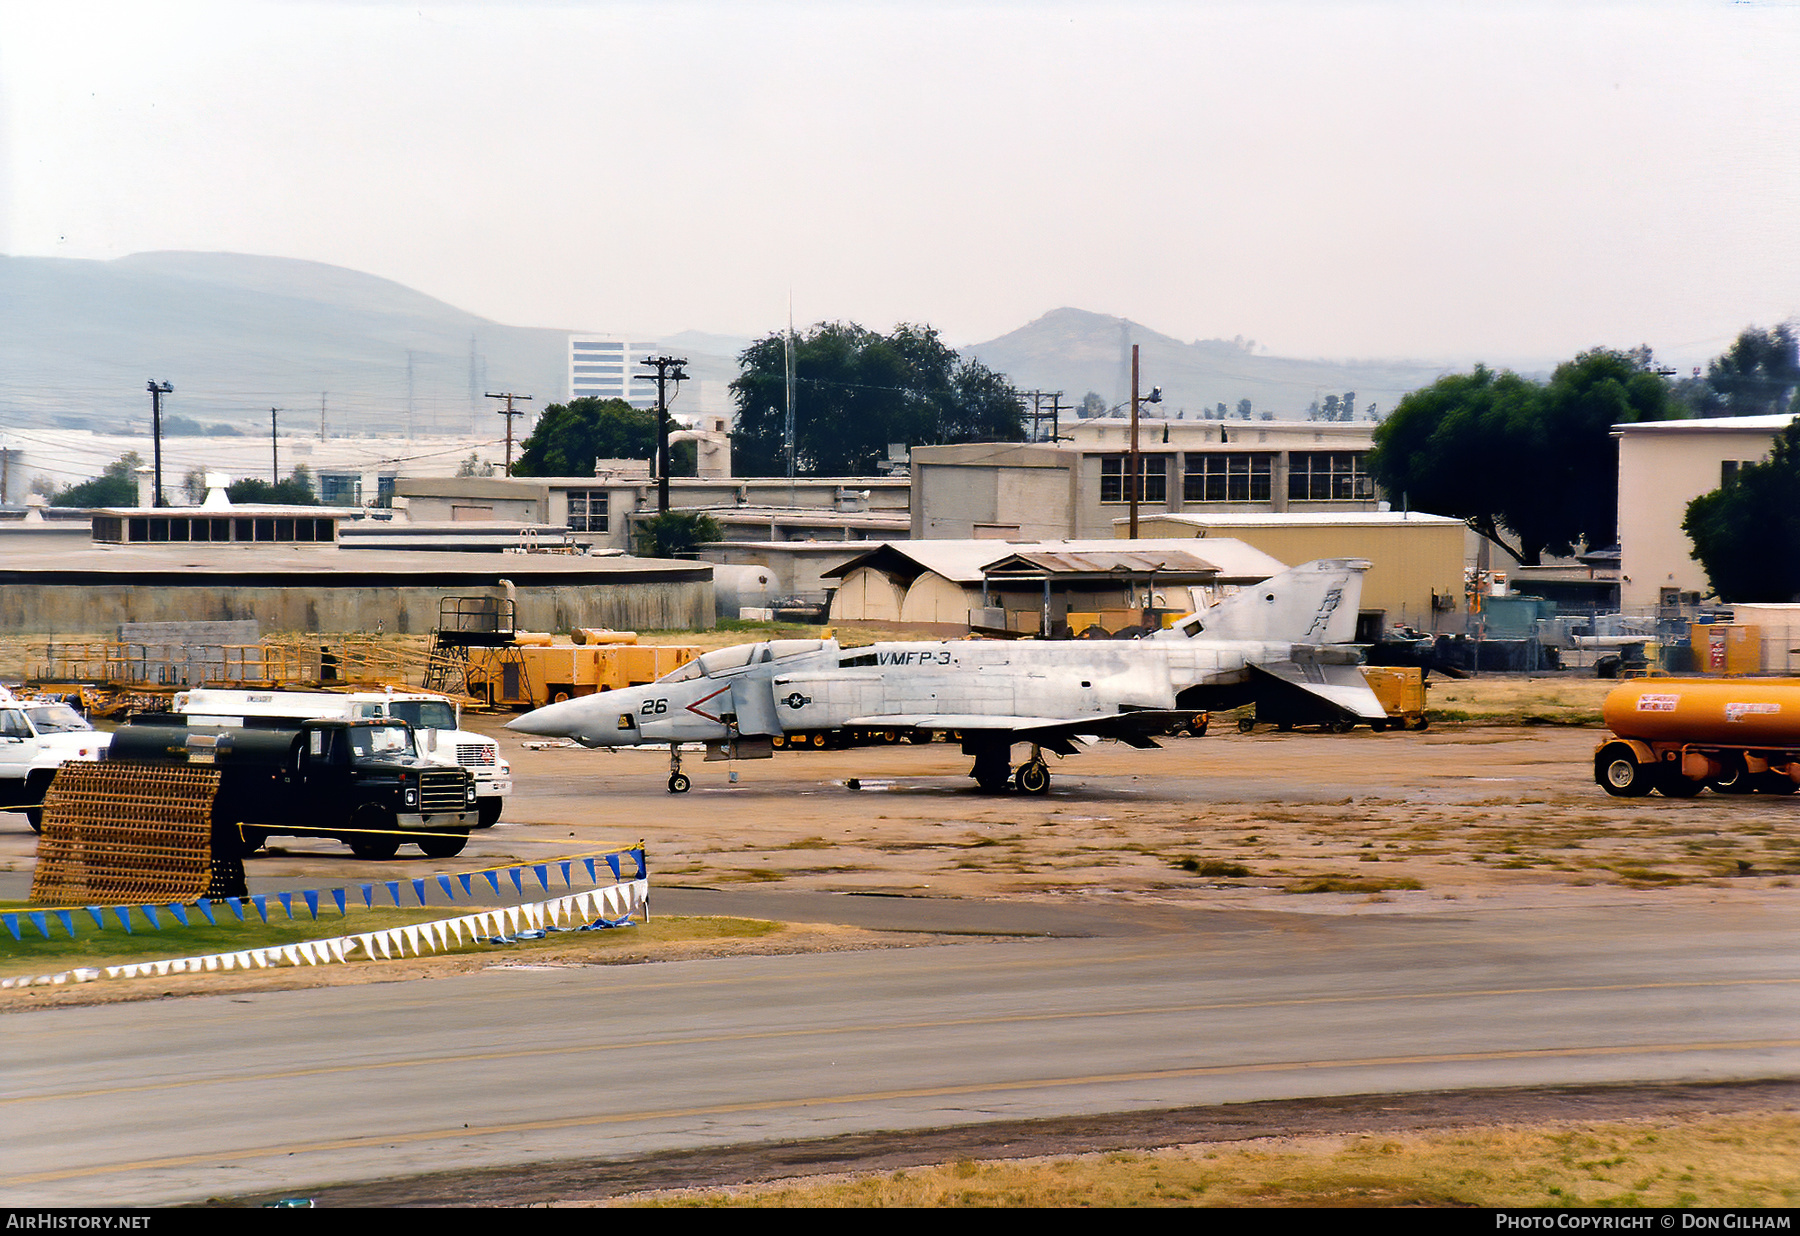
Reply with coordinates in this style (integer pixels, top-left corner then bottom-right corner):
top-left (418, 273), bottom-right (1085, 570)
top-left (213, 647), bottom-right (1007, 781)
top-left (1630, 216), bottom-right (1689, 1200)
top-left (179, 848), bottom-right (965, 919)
top-left (476, 799), bottom-right (503, 828)
top-left (1595, 743), bottom-right (1653, 798)
top-left (347, 805), bottom-right (402, 860)
top-left (1655, 768), bottom-right (1704, 798)
top-left (1753, 772), bottom-right (1799, 795)
top-left (23, 808), bottom-right (42, 834)
top-left (417, 830), bottom-right (469, 859)
top-left (1708, 757), bottom-right (1755, 795)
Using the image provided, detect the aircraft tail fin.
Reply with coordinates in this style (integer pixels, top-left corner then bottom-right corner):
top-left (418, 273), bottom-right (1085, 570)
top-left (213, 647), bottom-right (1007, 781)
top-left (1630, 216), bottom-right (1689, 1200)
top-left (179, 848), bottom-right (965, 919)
top-left (1156, 558), bottom-right (1369, 645)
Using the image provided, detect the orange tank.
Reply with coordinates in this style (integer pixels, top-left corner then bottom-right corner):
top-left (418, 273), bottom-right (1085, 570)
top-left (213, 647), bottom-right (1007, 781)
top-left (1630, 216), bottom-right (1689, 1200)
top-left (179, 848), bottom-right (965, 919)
top-left (1602, 679), bottom-right (1800, 748)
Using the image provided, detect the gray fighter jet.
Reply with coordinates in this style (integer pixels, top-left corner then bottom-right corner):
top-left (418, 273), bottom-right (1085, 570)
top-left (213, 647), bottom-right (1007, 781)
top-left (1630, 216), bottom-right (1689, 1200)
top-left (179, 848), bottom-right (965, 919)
top-left (509, 558), bottom-right (1386, 794)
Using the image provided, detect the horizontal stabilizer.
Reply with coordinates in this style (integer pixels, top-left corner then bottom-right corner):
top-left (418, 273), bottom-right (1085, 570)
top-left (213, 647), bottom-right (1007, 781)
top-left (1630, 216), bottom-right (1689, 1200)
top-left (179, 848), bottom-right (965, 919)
top-left (1249, 661), bottom-right (1387, 720)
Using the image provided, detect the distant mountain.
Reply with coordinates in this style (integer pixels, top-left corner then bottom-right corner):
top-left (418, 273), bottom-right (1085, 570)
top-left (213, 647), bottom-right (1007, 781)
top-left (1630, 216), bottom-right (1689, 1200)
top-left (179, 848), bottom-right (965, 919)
top-left (0, 251), bottom-right (578, 436)
top-left (962, 308), bottom-right (1457, 421)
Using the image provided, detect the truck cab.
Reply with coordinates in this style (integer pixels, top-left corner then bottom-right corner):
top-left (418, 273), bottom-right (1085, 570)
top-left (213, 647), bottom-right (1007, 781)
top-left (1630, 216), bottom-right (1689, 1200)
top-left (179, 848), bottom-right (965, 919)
top-left (0, 694), bottom-right (111, 832)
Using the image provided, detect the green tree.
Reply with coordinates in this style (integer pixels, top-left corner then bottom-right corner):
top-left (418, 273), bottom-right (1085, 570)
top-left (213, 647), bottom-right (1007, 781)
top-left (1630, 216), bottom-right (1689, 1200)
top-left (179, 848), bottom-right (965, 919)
top-left (1677, 324), bottom-right (1800, 419)
top-left (1683, 419), bottom-right (1800, 602)
top-left (228, 465), bottom-right (318, 505)
top-left (1368, 349), bottom-right (1676, 565)
top-left (730, 322), bottom-right (1024, 476)
top-left (514, 397), bottom-right (693, 477)
top-left (52, 452), bottom-right (143, 507)
top-left (634, 511), bottom-right (721, 559)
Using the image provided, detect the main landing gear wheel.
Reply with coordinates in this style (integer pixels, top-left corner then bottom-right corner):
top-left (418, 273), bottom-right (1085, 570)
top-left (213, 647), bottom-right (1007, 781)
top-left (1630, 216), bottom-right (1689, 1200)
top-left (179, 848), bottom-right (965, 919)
top-left (1595, 743), bottom-right (1653, 798)
top-left (1015, 760), bottom-right (1051, 794)
top-left (668, 773), bottom-right (691, 794)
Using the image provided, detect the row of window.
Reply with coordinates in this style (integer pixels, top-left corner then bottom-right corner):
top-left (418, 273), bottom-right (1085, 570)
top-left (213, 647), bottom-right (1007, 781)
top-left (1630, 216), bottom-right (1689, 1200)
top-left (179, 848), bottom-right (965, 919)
top-left (566, 489), bottom-right (608, 533)
top-left (1099, 452), bottom-right (1374, 504)
top-left (93, 516), bottom-right (339, 544)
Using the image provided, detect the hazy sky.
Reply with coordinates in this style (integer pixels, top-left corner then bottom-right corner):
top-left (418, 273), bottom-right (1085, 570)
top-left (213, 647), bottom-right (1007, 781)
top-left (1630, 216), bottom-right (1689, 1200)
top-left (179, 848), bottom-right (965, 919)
top-left (3, 0), bottom-right (1796, 370)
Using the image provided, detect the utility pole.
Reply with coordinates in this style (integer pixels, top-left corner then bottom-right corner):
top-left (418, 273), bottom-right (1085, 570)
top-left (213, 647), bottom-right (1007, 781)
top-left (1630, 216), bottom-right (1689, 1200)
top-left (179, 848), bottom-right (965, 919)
top-left (1128, 347), bottom-right (1141, 539)
top-left (146, 380), bottom-right (173, 507)
top-left (639, 354), bottom-right (689, 512)
top-left (270, 407), bottom-right (283, 482)
top-left (485, 391), bottom-right (535, 476)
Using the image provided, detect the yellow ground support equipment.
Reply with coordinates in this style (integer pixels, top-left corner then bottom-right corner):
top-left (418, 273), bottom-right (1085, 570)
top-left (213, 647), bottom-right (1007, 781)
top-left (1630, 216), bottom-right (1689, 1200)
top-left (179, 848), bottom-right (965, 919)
top-left (1360, 665), bottom-right (1429, 732)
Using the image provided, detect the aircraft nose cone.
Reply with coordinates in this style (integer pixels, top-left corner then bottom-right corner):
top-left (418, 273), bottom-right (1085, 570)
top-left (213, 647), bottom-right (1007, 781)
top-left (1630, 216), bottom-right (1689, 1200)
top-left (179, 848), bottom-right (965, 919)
top-left (509, 696), bottom-right (588, 738)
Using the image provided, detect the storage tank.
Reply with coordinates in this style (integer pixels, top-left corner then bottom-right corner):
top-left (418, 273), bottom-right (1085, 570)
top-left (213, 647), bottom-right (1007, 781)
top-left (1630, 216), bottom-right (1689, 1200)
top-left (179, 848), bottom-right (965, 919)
top-left (1602, 679), bottom-right (1800, 747)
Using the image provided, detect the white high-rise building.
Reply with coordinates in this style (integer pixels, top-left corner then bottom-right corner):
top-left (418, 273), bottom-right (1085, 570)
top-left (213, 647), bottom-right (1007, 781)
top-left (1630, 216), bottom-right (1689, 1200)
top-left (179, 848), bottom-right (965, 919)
top-left (568, 337), bottom-right (660, 407)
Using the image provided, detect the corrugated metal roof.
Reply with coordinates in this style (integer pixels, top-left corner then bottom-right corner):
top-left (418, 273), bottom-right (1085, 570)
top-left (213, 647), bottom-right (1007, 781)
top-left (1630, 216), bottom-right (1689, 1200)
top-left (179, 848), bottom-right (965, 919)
top-left (823, 537), bottom-right (1286, 583)
top-left (980, 548), bottom-right (1221, 577)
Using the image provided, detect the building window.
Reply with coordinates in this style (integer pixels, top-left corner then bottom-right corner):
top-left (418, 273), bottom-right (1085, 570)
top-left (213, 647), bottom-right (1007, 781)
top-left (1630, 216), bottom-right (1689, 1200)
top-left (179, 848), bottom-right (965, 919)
top-left (1100, 455), bottom-right (1168, 504)
top-left (319, 473), bottom-right (361, 506)
top-left (1184, 453), bottom-right (1273, 503)
top-left (567, 489), bottom-right (609, 532)
top-left (1288, 451), bottom-right (1373, 501)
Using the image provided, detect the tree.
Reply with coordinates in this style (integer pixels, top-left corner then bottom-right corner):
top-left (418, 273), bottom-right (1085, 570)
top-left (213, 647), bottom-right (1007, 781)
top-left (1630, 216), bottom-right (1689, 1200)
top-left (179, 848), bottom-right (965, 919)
top-left (1368, 349), bottom-right (1676, 565)
top-left (513, 397), bottom-right (694, 478)
top-left (1683, 419), bottom-right (1800, 602)
top-left (729, 322), bottom-right (1024, 476)
top-left (51, 452), bottom-right (143, 507)
top-left (1677, 324), bottom-right (1800, 419)
top-left (635, 511), bottom-right (721, 559)
top-left (1079, 391), bottom-right (1108, 419)
top-left (227, 466), bottom-right (318, 505)
top-left (456, 453), bottom-right (495, 478)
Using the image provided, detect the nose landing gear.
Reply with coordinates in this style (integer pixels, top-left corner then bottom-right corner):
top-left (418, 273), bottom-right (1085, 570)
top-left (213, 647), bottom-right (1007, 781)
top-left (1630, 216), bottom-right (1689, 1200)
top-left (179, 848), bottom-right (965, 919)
top-left (667, 746), bottom-right (691, 794)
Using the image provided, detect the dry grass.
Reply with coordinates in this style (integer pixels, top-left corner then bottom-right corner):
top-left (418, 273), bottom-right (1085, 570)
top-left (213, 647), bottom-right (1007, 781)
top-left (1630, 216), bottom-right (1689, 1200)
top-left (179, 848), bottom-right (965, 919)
top-left (629, 1113), bottom-right (1800, 1208)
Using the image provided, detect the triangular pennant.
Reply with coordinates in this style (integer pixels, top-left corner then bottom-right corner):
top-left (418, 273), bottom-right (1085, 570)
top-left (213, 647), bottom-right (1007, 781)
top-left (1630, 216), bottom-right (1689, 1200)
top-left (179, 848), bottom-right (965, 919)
top-left (583, 857), bottom-right (598, 885)
top-left (249, 896), bottom-right (269, 924)
top-left (225, 897), bottom-right (246, 922)
top-left (484, 870), bottom-right (501, 895)
top-left (141, 905), bottom-right (161, 930)
top-left (509, 868), bottom-right (524, 896)
top-left (559, 861), bottom-right (573, 889)
top-left (632, 848), bottom-right (647, 880)
top-left (85, 906), bottom-right (106, 930)
top-left (437, 875), bottom-right (455, 901)
top-left (276, 893), bottom-right (294, 920)
top-left (303, 890), bottom-right (320, 920)
top-left (533, 865), bottom-right (550, 892)
top-left (354, 934), bottom-right (374, 959)
top-left (411, 878), bottom-right (427, 906)
top-left (195, 899), bottom-right (217, 926)
top-left (432, 921), bottom-right (450, 949)
top-left (54, 910), bottom-right (75, 938)
top-left (328, 938), bottom-right (347, 963)
top-left (152, 961), bottom-right (170, 976)
top-left (168, 903), bottom-right (190, 928)
top-left (204, 955), bottom-right (219, 971)
top-left (385, 881), bottom-right (402, 907)
top-left (296, 942), bottom-right (317, 965)
top-left (507, 906), bottom-right (523, 934)
top-left (403, 924), bottom-right (422, 954)
top-left (331, 888), bottom-right (347, 916)
top-left (360, 884), bottom-right (375, 909)
top-left (376, 933), bottom-right (393, 960)
top-left (606, 852), bottom-right (623, 882)
top-left (458, 873), bottom-right (473, 897)
top-left (280, 946), bottom-right (300, 966)
top-left (27, 912), bottom-right (50, 940)
top-left (113, 907), bottom-right (133, 934)
top-left (450, 918), bottom-right (467, 947)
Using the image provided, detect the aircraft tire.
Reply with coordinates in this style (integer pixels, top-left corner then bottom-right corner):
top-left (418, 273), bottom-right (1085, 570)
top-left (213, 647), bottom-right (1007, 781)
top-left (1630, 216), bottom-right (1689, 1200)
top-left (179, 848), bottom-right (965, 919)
top-left (1237, 717), bottom-right (1255, 734)
top-left (23, 808), bottom-right (41, 834)
top-left (1595, 743), bottom-right (1653, 798)
top-left (668, 773), bottom-right (691, 794)
top-left (1015, 761), bottom-right (1050, 794)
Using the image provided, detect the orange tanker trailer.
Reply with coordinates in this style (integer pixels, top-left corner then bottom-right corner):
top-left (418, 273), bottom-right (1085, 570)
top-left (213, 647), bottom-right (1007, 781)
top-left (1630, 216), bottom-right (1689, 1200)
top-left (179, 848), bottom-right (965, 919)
top-left (1595, 679), bottom-right (1800, 797)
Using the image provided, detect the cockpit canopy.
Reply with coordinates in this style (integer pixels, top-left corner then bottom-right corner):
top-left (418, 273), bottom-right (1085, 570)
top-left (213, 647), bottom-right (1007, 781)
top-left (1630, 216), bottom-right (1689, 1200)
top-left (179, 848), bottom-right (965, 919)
top-left (656, 639), bottom-right (828, 683)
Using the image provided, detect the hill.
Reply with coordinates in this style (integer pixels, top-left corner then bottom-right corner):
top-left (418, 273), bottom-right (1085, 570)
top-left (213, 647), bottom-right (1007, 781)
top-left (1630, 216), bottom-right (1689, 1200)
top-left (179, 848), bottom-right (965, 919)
top-left (962, 308), bottom-right (1458, 421)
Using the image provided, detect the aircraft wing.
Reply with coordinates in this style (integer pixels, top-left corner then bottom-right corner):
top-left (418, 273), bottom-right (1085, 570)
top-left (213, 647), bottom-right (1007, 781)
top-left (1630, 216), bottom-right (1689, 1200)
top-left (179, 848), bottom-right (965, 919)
top-left (1247, 660), bottom-right (1387, 720)
top-left (842, 711), bottom-right (1194, 753)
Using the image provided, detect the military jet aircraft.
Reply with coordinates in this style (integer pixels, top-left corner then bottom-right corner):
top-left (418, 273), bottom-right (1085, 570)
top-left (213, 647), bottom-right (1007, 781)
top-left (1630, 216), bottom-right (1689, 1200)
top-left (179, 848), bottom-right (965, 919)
top-left (509, 558), bottom-right (1387, 794)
